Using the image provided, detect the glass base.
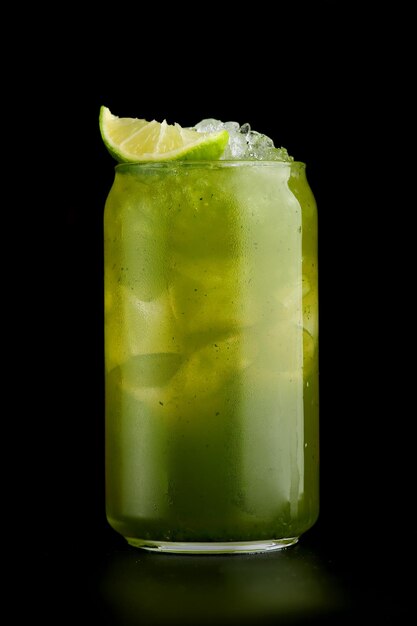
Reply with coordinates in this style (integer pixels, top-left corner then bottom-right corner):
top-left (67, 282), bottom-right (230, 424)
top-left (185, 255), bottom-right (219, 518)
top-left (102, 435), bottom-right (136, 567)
top-left (126, 537), bottom-right (299, 554)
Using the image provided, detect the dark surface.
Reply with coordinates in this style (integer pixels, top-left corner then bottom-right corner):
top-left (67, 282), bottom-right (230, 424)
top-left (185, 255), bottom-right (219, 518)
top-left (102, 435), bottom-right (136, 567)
top-left (33, 523), bottom-right (410, 625)
top-left (15, 3), bottom-right (410, 624)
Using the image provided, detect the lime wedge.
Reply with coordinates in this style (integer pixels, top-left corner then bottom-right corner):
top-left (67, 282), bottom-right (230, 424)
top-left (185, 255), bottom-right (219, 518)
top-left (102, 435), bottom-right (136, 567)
top-left (99, 106), bottom-right (229, 162)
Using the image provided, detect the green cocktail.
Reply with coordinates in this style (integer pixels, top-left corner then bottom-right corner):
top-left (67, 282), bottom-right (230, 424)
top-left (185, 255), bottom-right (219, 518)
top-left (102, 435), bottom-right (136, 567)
top-left (103, 114), bottom-right (319, 553)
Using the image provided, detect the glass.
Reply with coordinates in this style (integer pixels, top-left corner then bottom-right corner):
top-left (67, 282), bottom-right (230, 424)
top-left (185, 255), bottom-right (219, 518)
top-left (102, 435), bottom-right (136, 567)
top-left (104, 160), bottom-right (319, 554)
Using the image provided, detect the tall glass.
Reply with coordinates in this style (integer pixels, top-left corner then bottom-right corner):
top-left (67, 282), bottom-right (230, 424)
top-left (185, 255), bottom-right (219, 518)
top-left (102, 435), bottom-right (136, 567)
top-left (104, 161), bottom-right (319, 554)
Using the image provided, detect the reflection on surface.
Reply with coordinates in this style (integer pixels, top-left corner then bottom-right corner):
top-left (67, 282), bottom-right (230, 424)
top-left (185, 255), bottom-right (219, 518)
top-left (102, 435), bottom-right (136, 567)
top-left (99, 543), bottom-right (348, 625)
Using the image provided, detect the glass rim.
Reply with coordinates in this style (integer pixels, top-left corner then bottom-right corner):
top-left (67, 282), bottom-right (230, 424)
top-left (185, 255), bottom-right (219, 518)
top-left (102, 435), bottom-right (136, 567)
top-left (114, 160), bottom-right (306, 171)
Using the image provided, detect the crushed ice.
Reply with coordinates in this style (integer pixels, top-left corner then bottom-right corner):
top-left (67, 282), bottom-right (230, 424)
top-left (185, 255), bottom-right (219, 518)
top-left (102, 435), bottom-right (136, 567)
top-left (192, 118), bottom-right (293, 161)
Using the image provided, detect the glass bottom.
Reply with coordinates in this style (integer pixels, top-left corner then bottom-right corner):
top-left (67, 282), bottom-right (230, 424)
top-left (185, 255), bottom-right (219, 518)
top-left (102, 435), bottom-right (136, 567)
top-left (126, 537), bottom-right (299, 554)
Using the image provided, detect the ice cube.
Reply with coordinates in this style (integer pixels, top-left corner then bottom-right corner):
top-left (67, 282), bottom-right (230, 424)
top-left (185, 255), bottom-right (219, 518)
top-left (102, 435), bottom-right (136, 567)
top-left (167, 174), bottom-right (241, 258)
top-left (247, 131), bottom-right (274, 159)
top-left (193, 118), bottom-right (224, 133)
top-left (258, 319), bottom-right (304, 375)
top-left (168, 261), bottom-right (238, 336)
top-left (191, 118), bottom-right (293, 161)
top-left (105, 288), bottom-right (183, 372)
top-left (168, 255), bottom-right (262, 336)
top-left (240, 123), bottom-right (251, 134)
top-left (119, 352), bottom-right (184, 388)
top-left (105, 200), bottom-right (168, 302)
top-left (127, 331), bottom-right (258, 418)
top-left (222, 131), bottom-right (248, 159)
top-left (223, 121), bottom-right (240, 132)
top-left (167, 333), bottom-right (256, 406)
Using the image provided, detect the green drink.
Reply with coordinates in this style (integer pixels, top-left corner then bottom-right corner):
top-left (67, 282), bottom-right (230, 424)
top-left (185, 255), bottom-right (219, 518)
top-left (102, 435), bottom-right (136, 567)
top-left (102, 112), bottom-right (319, 553)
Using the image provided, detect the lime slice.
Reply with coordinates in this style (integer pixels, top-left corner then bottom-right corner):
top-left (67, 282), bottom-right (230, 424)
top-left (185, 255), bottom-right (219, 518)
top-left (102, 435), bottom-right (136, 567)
top-left (99, 106), bottom-right (229, 162)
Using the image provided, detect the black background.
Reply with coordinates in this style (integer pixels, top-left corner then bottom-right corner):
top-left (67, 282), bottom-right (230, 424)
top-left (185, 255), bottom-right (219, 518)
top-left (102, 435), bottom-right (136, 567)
top-left (14, 3), bottom-right (411, 624)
